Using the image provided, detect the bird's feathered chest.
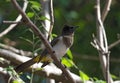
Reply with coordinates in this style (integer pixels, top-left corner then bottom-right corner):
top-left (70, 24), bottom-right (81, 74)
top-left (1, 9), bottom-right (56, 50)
top-left (52, 36), bottom-right (73, 59)
top-left (40, 35), bottom-right (73, 60)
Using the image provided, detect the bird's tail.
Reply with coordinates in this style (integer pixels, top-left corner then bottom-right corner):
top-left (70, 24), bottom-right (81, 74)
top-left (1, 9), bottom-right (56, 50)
top-left (14, 56), bottom-right (41, 73)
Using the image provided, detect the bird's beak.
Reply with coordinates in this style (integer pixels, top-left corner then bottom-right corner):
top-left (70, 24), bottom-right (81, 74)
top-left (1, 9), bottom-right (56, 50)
top-left (74, 26), bottom-right (79, 30)
top-left (75, 26), bottom-right (79, 28)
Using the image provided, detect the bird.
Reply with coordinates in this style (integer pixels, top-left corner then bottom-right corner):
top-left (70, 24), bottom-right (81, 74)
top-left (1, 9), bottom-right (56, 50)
top-left (15, 25), bottom-right (78, 73)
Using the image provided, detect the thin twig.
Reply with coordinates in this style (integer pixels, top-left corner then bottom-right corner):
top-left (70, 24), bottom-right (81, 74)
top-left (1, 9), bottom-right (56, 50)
top-left (108, 39), bottom-right (120, 49)
top-left (3, 21), bottom-right (21, 24)
top-left (47, 0), bottom-right (54, 40)
top-left (101, 0), bottom-right (112, 22)
top-left (0, 0), bottom-right (28, 38)
top-left (11, 0), bottom-right (75, 82)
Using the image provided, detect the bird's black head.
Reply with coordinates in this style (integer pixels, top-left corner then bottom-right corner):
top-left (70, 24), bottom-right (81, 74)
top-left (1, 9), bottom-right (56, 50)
top-left (62, 25), bottom-right (78, 35)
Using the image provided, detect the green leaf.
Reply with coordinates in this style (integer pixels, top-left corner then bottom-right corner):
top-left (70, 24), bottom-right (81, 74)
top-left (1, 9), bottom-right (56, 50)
top-left (79, 70), bottom-right (89, 82)
top-left (19, 37), bottom-right (33, 45)
top-left (34, 39), bottom-right (41, 47)
top-left (66, 49), bottom-right (73, 59)
top-left (38, 16), bottom-right (50, 21)
top-left (61, 58), bottom-right (74, 68)
top-left (31, 5), bottom-right (40, 11)
top-left (29, 1), bottom-right (41, 11)
top-left (94, 80), bottom-right (106, 83)
top-left (12, 80), bottom-right (25, 83)
top-left (27, 12), bottom-right (34, 18)
top-left (50, 34), bottom-right (57, 40)
top-left (52, 34), bottom-right (57, 37)
top-left (34, 48), bottom-right (42, 53)
top-left (29, 1), bottom-right (41, 7)
top-left (111, 74), bottom-right (119, 79)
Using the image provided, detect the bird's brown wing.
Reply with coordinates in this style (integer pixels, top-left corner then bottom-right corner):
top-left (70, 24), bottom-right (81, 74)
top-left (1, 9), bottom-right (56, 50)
top-left (37, 37), bottom-right (60, 63)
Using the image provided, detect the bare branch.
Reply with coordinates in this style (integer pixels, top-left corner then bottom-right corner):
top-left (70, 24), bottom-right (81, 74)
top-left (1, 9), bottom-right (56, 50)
top-left (11, 0), bottom-right (75, 82)
top-left (0, 48), bottom-right (30, 64)
top-left (108, 39), bottom-right (120, 49)
top-left (0, 43), bottom-right (32, 56)
top-left (0, 0), bottom-right (28, 38)
top-left (101, 0), bottom-right (112, 22)
top-left (75, 53), bottom-right (120, 63)
top-left (3, 20), bottom-right (21, 24)
top-left (95, 0), bottom-right (113, 82)
top-left (48, 0), bottom-right (54, 40)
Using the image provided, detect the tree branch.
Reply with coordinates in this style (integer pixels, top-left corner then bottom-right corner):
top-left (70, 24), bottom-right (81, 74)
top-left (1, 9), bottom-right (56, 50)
top-left (101, 0), bottom-right (112, 22)
top-left (0, 48), bottom-right (120, 83)
top-left (0, 43), bottom-right (32, 56)
top-left (0, 0), bottom-right (28, 38)
top-left (94, 0), bottom-right (113, 82)
top-left (108, 39), bottom-right (120, 49)
top-left (3, 20), bottom-right (21, 24)
top-left (0, 48), bottom-right (84, 83)
top-left (48, 0), bottom-right (54, 40)
top-left (10, 0), bottom-right (75, 82)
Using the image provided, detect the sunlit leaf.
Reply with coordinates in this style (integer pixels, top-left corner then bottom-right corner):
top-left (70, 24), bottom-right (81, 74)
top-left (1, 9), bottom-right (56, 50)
top-left (79, 70), bottom-right (89, 81)
top-left (92, 77), bottom-right (106, 83)
top-left (29, 1), bottom-right (41, 7)
top-left (27, 12), bottom-right (34, 18)
top-left (50, 34), bottom-right (57, 40)
top-left (111, 74), bottom-right (119, 79)
top-left (61, 57), bottom-right (74, 68)
top-left (31, 5), bottom-right (40, 11)
top-left (66, 49), bottom-right (73, 59)
top-left (52, 34), bottom-right (57, 37)
top-left (29, 1), bottom-right (41, 11)
top-left (38, 16), bottom-right (50, 21)
top-left (12, 80), bottom-right (25, 83)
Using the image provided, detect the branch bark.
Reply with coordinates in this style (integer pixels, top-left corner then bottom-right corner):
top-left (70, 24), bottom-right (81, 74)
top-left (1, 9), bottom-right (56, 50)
top-left (93, 0), bottom-right (113, 83)
top-left (101, 0), bottom-right (112, 22)
top-left (108, 39), bottom-right (120, 49)
top-left (0, 43), bottom-right (32, 56)
top-left (48, 0), bottom-right (54, 40)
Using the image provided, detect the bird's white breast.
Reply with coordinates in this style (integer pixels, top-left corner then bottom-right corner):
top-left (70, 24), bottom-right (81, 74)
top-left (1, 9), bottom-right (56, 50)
top-left (53, 37), bottom-right (68, 59)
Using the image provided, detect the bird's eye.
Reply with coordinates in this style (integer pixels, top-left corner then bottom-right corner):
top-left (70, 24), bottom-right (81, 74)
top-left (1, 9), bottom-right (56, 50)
top-left (70, 27), bottom-right (73, 29)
